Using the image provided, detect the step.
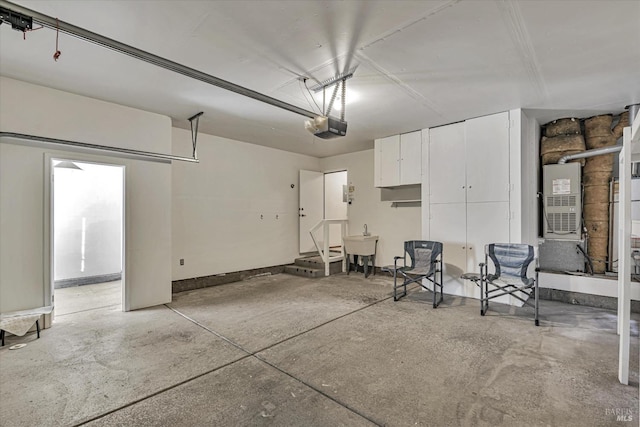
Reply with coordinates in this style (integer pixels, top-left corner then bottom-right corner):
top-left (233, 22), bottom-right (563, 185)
top-left (294, 255), bottom-right (343, 275)
top-left (283, 264), bottom-right (325, 278)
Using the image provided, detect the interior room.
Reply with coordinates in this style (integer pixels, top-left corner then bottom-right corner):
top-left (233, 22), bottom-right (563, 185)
top-left (0, 1), bottom-right (638, 426)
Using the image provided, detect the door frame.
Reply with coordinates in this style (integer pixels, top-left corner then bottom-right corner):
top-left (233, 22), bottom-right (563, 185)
top-left (299, 170), bottom-right (324, 254)
top-left (323, 169), bottom-right (349, 248)
top-left (45, 153), bottom-right (127, 323)
top-left (298, 168), bottom-right (349, 254)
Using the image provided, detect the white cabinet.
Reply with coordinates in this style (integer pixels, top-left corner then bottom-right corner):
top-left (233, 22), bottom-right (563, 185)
top-left (425, 111), bottom-right (516, 303)
top-left (429, 201), bottom-right (510, 300)
top-left (429, 123), bottom-right (466, 204)
top-left (429, 202), bottom-right (468, 293)
top-left (375, 135), bottom-right (400, 187)
top-left (465, 113), bottom-right (510, 203)
top-left (428, 112), bottom-right (510, 204)
top-left (374, 131), bottom-right (422, 187)
top-left (399, 131), bottom-right (422, 185)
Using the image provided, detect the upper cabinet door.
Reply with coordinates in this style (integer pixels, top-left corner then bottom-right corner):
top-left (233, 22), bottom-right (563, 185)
top-left (429, 122), bottom-right (466, 204)
top-left (375, 135), bottom-right (400, 187)
top-left (465, 112), bottom-right (510, 203)
top-left (399, 131), bottom-right (422, 185)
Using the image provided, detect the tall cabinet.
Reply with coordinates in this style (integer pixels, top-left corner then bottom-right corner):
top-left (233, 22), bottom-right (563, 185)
top-left (424, 111), bottom-right (533, 304)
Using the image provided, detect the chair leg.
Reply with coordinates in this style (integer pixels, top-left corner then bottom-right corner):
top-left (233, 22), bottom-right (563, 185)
top-left (345, 253), bottom-right (350, 275)
top-left (432, 280), bottom-right (437, 308)
top-left (1, 329), bottom-right (4, 347)
top-left (36, 319), bottom-right (40, 338)
top-left (363, 256), bottom-right (369, 278)
top-left (480, 279), bottom-right (486, 316)
top-left (534, 271), bottom-right (540, 326)
top-left (393, 269), bottom-right (398, 301)
top-left (433, 274), bottom-right (443, 309)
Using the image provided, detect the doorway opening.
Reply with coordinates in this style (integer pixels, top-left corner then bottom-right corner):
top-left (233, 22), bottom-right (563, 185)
top-left (298, 169), bottom-right (348, 254)
top-left (51, 159), bottom-right (124, 316)
top-left (324, 170), bottom-right (348, 249)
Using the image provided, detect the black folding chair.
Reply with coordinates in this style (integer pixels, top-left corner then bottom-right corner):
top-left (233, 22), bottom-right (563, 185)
top-left (383, 241), bottom-right (444, 308)
top-left (463, 243), bottom-right (539, 326)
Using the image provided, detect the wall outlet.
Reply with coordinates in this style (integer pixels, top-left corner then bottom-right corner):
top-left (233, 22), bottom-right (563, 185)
top-left (179, 258), bottom-right (184, 266)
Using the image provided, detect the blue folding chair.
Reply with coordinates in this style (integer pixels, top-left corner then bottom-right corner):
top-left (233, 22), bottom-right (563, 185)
top-left (384, 241), bottom-right (443, 308)
top-left (463, 243), bottom-right (539, 325)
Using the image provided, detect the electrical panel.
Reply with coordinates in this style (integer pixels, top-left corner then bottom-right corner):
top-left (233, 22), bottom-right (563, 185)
top-left (543, 163), bottom-right (582, 240)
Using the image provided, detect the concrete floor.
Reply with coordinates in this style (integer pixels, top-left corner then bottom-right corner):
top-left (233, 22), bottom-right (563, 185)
top-left (0, 273), bottom-right (638, 426)
top-left (55, 281), bottom-right (121, 316)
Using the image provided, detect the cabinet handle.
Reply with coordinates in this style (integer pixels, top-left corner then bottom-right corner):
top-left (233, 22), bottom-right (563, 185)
top-left (462, 246), bottom-right (465, 249)
top-left (469, 247), bottom-right (473, 250)
top-left (462, 186), bottom-right (465, 189)
top-left (468, 185), bottom-right (472, 189)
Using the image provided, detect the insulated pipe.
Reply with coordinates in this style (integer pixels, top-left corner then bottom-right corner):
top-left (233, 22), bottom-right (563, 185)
top-left (557, 145), bottom-right (622, 164)
top-left (0, 1), bottom-right (318, 120)
top-left (0, 132), bottom-right (199, 163)
top-left (628, 104), bottom-right (640, 126)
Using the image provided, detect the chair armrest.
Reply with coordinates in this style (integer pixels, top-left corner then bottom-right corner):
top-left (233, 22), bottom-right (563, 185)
top-left (393, 256), bottom-right (403, 260)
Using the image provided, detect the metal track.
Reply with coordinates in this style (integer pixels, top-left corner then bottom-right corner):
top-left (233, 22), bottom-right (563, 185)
top-left (0, 132), bottom-right (199, 163)
top-left (0, 1), bottom-right (317, 120)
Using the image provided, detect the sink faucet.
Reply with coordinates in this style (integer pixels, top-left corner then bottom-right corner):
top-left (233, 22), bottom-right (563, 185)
top-left (363, 224), bottom-right (369, 236)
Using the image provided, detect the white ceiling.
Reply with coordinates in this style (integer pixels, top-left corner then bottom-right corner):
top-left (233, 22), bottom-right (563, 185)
top-left (1, 0), bottom-right (639, 157)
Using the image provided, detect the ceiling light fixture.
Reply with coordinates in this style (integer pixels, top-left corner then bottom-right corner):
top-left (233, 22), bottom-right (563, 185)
top-left (54, 160), bottom-right (83, 170)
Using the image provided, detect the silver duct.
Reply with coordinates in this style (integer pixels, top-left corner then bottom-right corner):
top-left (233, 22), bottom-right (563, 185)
top-left (557, 145), bottom-right (622, 165)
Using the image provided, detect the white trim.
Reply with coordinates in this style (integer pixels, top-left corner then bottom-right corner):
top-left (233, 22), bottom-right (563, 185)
top-left (618, 127), bottom-right (632, 385)
top-left (45, 153), bottom-right (128, 316)
top-left (539, 272), bottom-right (640, 300)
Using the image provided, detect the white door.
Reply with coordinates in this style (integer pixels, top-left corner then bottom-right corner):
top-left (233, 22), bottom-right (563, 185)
top-left (465, 112), bottom-right (510, 203)
top-left (299, 170), bottom-right (324, 253)
top-left (466, 201), bottom-right (511, 272)
top-left (429, 123), bottom-right (466, 204)
top-left (429, 202), bottom-right (467, 295)
top-left (465, 201), bottom-right (511, 301)
top-left (400, 131), bottom-right (422, 185)
top-left (375, 135), bottom-right (400, 187)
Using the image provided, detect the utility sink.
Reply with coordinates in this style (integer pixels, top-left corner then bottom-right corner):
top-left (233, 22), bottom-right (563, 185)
top-left (343, 235), bottom-right (379, 255)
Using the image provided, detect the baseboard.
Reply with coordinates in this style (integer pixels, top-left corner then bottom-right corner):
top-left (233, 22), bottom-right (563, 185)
top-left (172, 265), bottom-right (287, 293)
top-left (538, 288), bottom-right (640, 313)
top-left (54, 273), bottom-right (121, 289)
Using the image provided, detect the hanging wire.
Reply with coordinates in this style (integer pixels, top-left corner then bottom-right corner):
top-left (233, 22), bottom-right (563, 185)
top-left (299, 78), bottom-right (321, 114)
top-left (304, 79), bottom-right (322, 113)
top-left (53, 17), bottom-right (61, 61)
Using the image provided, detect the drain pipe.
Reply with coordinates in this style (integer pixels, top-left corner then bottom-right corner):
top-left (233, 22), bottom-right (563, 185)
top-left (558, 145), bottom-right (622, 164)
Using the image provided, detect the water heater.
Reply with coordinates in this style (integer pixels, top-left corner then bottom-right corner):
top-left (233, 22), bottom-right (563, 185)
top-left (542, 163), bottom-right (582, 240)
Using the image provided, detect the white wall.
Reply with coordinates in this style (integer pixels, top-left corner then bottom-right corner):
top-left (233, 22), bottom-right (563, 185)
top-left (320, 150), bottom-right (421, 267)
top-left (509, 108), bottom-right (539, 246)
top-left (0, 77), bottom-right (172, 312)
top-left (171, 128), bottom-right (320, 281)
top-left (54, 162), bottom-right (123, 281)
